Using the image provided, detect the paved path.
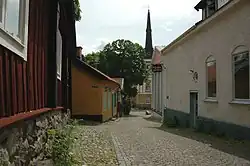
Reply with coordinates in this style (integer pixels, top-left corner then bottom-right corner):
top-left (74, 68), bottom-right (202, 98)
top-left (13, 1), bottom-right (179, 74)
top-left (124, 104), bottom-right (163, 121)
top-left (103, 111), bottom-right (250, 166)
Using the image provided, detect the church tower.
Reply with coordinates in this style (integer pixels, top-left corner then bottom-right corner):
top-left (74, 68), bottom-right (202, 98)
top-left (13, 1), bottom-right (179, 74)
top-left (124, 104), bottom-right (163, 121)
top-left (133, 9), bottom-right (153, 109)
top-left (145, 9), bottom-right (153, 59)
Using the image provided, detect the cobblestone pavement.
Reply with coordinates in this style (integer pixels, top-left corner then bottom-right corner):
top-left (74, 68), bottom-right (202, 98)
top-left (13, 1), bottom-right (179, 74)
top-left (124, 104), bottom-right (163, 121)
top-left (73, 111), bottom-right (250, 166)
top-left (106, 111), bottom-right (250, 166)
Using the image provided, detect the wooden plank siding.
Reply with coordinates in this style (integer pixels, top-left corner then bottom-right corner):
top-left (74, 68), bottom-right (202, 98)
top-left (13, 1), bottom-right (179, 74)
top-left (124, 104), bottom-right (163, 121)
top-left (0, 0), bottom-right (74, 119)
top-left (27, 0), bottom-right (49, 111)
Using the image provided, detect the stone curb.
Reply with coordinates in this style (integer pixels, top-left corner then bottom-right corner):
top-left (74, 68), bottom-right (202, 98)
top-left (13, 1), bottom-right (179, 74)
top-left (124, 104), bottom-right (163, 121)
top-left (111, 133), bottom-right (131, 166)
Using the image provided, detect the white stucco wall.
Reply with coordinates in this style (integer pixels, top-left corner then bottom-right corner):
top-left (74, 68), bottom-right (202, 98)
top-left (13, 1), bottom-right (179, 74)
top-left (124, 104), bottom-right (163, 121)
top-left (162, 0), bottom-right (250, 127)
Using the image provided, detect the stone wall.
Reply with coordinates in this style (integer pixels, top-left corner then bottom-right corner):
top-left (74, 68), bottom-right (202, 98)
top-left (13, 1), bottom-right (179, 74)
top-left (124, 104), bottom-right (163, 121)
top-left (0, 109), bottom-right (70, 166)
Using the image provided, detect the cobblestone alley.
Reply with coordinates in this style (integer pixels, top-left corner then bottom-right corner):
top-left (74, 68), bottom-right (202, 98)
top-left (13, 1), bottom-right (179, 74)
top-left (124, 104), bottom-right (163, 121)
top-left (72, 111), bottom-right (250, 166)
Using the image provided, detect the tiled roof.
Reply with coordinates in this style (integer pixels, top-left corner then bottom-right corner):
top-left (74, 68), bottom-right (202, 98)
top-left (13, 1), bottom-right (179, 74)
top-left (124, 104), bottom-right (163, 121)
top-left (73, 58), bottom-right (120, 86)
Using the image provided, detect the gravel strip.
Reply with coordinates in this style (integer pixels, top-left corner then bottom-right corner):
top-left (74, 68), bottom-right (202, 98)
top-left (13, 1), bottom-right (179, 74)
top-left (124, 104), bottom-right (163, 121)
top-left (71, 124), bottom-right (118, 166)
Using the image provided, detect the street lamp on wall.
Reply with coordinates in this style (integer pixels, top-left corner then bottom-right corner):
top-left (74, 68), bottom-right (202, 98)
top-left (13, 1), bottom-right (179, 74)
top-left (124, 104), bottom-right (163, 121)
top-left (189, 69), bottom-right (198, 83)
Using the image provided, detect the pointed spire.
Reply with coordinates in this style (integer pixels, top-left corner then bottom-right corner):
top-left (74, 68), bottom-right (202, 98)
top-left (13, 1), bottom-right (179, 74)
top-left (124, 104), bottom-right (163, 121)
top-left (146, 9), bottom-right (151, 32)
top-left (145, 9), bottom-right (153, 59)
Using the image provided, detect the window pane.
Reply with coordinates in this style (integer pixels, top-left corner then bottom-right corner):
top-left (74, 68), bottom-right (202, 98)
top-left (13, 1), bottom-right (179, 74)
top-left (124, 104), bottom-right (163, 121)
top-left (207, 61), bottom-right (216, 97)
top-left (0, 0), bottom-right (3, 23)
top-left (113, 93), bottom-right (117, 107)
top-left (5, 0), bottom-right (20, 36)
top-left (234, 52), bottom-right (249, 99)
top-left (56, 4), bottom-right (62, 79)
top-left (56, 30), bottom-right (62, 78)
top-left (108, 91), bottom-right (111, 110)
top-left (145, 82), bottom-right (151, 92)
top-left (103, 91), bottom-right (107, 110)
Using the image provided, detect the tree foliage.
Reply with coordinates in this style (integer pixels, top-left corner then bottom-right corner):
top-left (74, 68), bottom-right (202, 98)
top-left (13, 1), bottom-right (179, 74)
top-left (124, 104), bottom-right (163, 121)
top-left (73, 0), bottom-right (82, 21)
top-left (85, 51), bottom-right (102, 68)
top-left (85, 39), bottom-right (148, 97)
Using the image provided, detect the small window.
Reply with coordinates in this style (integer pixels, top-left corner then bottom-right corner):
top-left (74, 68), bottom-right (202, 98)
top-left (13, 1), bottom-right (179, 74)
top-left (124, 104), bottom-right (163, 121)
top-left (206, 0), bottom-right (216, 17)
top-left (145, 81), bottom-right (151, 92)
top-left (113, 93), bottom-right (117, 107)
top-left (206, 55), bottom-right (216, 98)
top-left (146, 97), bottom-right (151, 104)
top-left (108, 89), bottom-right (112, 110)
top-left (103, 89), bottom-right (107, 111)
top-left (232, 46), bottom-right (249, 99)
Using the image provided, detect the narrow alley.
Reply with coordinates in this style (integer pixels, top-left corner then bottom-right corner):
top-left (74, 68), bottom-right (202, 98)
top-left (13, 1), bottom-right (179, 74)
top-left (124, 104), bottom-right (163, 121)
top-left (71, 110), bottom-right (250, 166)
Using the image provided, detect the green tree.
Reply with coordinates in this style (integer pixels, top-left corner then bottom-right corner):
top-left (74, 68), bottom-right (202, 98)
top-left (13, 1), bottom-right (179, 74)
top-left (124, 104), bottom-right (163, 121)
top-left (73, 0), bottom-right (82, 21)
top-left (85, 51), bottom-right (102, 68)
top-left (97, 39), bottom-right (148, 97)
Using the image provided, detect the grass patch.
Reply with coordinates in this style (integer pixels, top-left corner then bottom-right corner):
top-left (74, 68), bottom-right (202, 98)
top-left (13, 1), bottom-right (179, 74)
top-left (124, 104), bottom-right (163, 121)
top-left (45, 120), bottom-right (80, 166)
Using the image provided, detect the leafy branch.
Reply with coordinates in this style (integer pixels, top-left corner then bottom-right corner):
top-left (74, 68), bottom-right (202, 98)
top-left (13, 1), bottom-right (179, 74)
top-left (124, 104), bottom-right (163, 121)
top-left (73, 0), bottom-right (82, 21)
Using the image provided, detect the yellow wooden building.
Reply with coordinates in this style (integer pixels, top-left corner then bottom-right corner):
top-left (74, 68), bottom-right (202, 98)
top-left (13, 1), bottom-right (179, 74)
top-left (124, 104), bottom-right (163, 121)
top-left (72, 58), bottom-right (120, 122)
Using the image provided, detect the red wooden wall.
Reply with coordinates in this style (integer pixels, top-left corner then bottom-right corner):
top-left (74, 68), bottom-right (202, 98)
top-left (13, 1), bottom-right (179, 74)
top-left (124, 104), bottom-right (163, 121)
top-left (0, 0), bottom-right (66, 119)
top-left (0, 48), bottom-right (28, 117)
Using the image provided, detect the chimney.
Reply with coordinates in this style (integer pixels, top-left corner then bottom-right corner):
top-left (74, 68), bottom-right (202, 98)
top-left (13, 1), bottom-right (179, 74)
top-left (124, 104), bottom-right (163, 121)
top-left (76, 46), bottom-right (83, 58)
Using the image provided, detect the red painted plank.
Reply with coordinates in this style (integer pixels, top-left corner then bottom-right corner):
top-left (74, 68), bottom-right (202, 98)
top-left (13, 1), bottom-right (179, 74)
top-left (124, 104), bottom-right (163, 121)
top-left (23, 64), bottom-right (28, 112)
top-left (44, 0), bottom-right (49, 107)
top-left (41, 50), bottom-right (45, 107)
top-left (37, 0), bottom-right (43, 108)
top-left (27, 0), bottom-right (35, 110)
top-left (41, 0), bottom-right (45, 107)
top-left (10, 55), bottom-right (18, 115)
top-left (57, 80), bottom-right (62, 106)
top-left (17, 61), bottom-right (24, 113)
top-left (0, 50), bottom-right (5, 117)
top-left (3, 51), bottom-right (12, 116)
top-left (34, 0), bottom-right (39, 109)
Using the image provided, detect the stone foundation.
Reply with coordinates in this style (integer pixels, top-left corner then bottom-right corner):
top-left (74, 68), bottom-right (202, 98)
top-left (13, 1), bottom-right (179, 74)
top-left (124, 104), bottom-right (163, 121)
top-left (163, 108), bottom-right (250, 140)
top-left (164, 108), bottom-right (190, 128)
top-left (0, 109), bottom-right (70, 166)
top-left (135, 104), bottom-right (151, 109)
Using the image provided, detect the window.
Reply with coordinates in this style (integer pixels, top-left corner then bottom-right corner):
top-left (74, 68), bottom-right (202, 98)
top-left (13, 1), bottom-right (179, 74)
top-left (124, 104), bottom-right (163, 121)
top-left (232, 46), bottom-right (249, 99)
top-left (204, 0), bottom-right (217, 18)
top-left (218, 0), bottom-right (229, 9)
top-left (56, 4), bottom-right (62, 80)
top-left (145, 81), bottom-right (151, 92)
top-left (206, 55), bottom-right (216, 98)
top-left (103, 89), bottom-right (107, 111)
top-left (146, 97), bottom-right (150, 104)
top-left (113, 93), bottom-right (117, 107)
top-left (0, 0), bottom-right (29, 60)
top-left (108, 89), bottom-right (112, 110)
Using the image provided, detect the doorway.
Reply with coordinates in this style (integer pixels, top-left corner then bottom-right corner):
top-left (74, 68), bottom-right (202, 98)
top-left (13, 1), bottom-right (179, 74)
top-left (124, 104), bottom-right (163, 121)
top-left (190, 91), bottom-right (198, 128)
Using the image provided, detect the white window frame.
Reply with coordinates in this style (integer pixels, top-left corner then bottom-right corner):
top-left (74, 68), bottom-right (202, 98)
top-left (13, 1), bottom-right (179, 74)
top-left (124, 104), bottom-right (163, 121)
top-left (205, 55), bottom-right (217, 99)
top-left (232, 45), bottom-right (250, 103)
top-left (56, 3), bottom-right (62, 80)
top-left (0, 0), bottom-right (29, 60)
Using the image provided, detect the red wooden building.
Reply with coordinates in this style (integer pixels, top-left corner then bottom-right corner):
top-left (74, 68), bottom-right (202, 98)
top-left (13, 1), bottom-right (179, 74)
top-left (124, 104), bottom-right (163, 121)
top-left (0, 0), bottom-right (76, 128)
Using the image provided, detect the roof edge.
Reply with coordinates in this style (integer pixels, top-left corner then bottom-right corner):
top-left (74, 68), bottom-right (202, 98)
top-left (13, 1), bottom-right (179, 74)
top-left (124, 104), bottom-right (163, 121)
top-left (161, 0), bottom-right (240, 55)
top-left (73, 59), bottom-right (120, 87)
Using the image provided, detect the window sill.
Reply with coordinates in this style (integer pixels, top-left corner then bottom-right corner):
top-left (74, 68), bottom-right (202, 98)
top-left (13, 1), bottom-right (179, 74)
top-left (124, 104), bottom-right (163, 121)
top-left (204, 98), bottom-right (218, 103)
top-left (0, 27), bottom-right (27, 60)
top-left (229, 100), bottom-right (250, 105)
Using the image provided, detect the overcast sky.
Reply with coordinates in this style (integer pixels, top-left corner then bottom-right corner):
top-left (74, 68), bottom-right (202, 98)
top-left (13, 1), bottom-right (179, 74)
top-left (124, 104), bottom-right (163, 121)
top-left (76, 0), bottom-right (202, 55)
